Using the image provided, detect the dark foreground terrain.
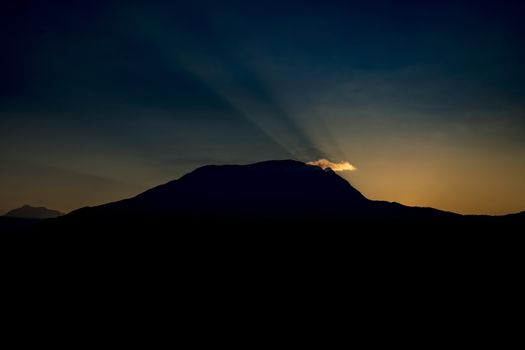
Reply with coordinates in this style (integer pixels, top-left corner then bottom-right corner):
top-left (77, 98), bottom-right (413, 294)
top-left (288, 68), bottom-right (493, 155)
top-left (3, 161), bottom-right (522, 319)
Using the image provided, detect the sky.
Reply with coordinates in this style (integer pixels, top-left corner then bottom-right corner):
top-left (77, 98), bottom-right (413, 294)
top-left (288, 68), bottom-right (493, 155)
top-left (1, 0), bottom-right (524, 215)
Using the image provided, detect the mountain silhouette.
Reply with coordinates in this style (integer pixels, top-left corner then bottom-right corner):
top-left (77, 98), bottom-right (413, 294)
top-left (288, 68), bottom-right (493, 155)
top-left (4, 205), bottom-right (64, 219)
top-left (6, 160), bottom-right (524, 243)
top-left (0, 205), bottom-right (64, 234)
top-left (37, 160), bottom-right (453, 223)
top-left (6, 160), bottom-right (520, 321)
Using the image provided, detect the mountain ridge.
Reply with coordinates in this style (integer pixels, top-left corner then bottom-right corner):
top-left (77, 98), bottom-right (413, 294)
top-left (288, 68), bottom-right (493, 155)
top-left (4, 160), bottom-right (524, 239)
top-left (36, 159), bottom-right (454, 228)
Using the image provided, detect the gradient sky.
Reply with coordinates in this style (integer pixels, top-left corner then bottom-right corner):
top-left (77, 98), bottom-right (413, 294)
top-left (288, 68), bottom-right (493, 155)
top-left (1, 0), bottom-right (524, 215)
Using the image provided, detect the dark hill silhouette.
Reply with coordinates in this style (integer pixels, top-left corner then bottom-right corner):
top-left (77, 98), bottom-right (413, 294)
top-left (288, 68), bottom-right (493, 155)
top-left (0, 205), bottom-right (64, 234)
top-left (115, 159), bottom-right (370, 218)
top-left (7, 160), bottom-right (524, 243)
top-left (38, 160), bottom-right (454, 223)
top-left (4, 205), bottom-right (64, 219)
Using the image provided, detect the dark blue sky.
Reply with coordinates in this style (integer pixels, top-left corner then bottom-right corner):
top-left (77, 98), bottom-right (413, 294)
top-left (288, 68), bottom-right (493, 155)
top-left (1, 0), bottom-right (524, 214)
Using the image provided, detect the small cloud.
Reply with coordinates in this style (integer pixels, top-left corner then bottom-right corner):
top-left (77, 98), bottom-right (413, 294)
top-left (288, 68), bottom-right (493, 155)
top-left (307, 159), bottom-right (357, 172)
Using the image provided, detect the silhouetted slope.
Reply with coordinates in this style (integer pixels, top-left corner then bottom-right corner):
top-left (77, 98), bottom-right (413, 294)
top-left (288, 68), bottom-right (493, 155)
top-left (4, 205), bottom-right (64, 219)
top-left (22, 160), bottom-right (523, 242)
top-left (505, 211), bottom-right (525, 218)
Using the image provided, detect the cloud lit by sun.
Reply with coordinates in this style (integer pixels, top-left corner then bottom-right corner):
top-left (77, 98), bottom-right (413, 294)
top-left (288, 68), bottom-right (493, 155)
top-left (307, 159), bottom-right (357, 172)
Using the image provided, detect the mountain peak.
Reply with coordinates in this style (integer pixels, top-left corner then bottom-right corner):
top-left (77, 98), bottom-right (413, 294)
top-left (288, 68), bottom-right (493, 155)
top-left (132, 158), bottom-right (367, 216)
top-left (4, 205), bottom-right (64, 219)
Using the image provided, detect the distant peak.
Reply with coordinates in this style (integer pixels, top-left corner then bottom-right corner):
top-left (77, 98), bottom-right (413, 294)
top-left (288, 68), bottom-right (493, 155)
top-left (4, 205), bottom-right (64, 219)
